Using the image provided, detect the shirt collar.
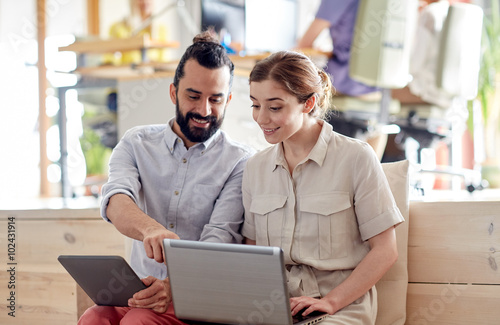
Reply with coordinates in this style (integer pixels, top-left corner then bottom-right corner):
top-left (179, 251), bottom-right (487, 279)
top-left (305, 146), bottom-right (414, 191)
top-left (271, 120), bottom-right (332, 171)
top-left (164, 118), bottom-right (222, 154)
top-left (307, 120), bottom-right (332, 167)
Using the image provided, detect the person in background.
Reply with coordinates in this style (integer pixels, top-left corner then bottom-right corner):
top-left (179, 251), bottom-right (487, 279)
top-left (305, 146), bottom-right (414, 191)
top-left (296, 0), bottom-right (379, 99)
top-left (243, 50), bottom-right (404, 324)
top-left (78, 31), bottom-right (254, 325)
top-left (103, 0), bottom-right (170, 65)
top-left (407, 0), bottom-right (454, 108)
top-left (297, 0), bottom-right (390, 160)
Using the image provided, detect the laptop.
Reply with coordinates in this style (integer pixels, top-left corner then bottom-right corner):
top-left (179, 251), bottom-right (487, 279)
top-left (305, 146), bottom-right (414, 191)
top-left (58, 255), bottom-right (147, 307)
top-left (163, 239), bottom-right (328, 325)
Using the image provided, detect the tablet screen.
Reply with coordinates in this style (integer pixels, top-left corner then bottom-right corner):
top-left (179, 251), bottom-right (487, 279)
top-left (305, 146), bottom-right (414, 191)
top-left (58, 255), bottom-right (147, 307)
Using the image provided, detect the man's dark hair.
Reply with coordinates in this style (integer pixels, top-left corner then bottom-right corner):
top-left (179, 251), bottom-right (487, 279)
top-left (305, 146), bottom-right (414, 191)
top-left (173, 31), bottom-right (235, 91)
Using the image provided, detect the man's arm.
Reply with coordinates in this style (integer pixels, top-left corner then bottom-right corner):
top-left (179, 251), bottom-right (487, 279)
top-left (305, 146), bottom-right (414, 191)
top-left (296, 18), bottom-right (330, 48)
top-left (107, 193), bottom-right (179, 263)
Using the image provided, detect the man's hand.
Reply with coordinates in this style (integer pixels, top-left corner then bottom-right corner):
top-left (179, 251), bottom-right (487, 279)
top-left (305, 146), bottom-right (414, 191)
top-left (107, 194), bottom-right (179, 264)
top-left (128, 276), bottom-right (172, 314)
top-left (143, 226), bottom-right (180, 263)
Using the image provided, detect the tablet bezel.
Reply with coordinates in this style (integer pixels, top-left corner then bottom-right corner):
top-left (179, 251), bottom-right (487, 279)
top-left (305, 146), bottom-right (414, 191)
top-left (58, 255), bottom-right (147, 307)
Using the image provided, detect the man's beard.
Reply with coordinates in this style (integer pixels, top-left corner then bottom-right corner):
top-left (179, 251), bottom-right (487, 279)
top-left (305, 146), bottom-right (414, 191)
top-left (175, 100), bottom-right (224, 143)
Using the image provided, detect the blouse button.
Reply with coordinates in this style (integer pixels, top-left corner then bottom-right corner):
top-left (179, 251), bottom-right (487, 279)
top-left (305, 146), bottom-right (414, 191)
top-left (174, 191), bottom-right (179, 195)
top-left (182, 158), bottom-right (187, 163)
top-left (169, 223), bottom-right (174, 229)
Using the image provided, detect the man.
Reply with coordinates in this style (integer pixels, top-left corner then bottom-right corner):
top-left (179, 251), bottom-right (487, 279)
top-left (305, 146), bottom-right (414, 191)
top-left (78, 31), bottom-right (254, 324)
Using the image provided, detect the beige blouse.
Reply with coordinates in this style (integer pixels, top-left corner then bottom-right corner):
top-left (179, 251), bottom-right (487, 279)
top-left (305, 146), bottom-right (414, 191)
top-left (241, 121), bottom-right (404, 298)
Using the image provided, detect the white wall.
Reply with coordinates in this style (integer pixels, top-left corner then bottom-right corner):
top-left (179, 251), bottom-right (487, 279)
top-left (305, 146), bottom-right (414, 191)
top-left (99, 0), bottom-right (325, 56)
top-left (0, 0), bottom-right (88, 200)
top-left (0, 0), bottom-right (327, 200)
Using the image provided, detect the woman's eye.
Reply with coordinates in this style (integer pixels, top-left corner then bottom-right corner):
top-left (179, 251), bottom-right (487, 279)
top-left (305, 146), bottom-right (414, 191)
top-left (269, 107), bottom-right (281, 111)
top-left (251, 104), bottom-right (260, 109)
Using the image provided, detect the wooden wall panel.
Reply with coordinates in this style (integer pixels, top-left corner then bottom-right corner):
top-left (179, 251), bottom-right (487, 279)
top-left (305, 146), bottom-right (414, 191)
top-left (0, 269), bottom-right (77, 324)
top-left (406, 283), bottom-right (500, 325)
top-left (16, 219), bottom-right (126, 265)
top-left (0, 208), bottom-right (126, 324)
top-left (408, 201), bottom-right (500, 284)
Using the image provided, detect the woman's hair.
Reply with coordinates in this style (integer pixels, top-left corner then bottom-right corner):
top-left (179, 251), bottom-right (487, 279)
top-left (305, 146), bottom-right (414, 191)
top-left (173, 30), bottom-right (235, 91)
top-left (249, 51), bottom-right (335, 119)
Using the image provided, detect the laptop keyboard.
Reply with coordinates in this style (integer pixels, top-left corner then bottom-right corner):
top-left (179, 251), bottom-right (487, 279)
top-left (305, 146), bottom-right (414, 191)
top-left (292, 309), bottom-right (327, 324)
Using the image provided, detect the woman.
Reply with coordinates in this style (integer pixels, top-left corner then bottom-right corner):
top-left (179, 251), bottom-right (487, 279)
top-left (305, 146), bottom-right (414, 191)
top-left (242, 51), bottom-right (404, 324)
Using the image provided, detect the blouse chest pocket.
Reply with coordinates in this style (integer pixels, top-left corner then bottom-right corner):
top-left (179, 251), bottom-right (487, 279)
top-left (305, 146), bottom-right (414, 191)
top-left (297, 192), bottom-right (351, 260)
top-left (249, 195), bottom-right (287, 247)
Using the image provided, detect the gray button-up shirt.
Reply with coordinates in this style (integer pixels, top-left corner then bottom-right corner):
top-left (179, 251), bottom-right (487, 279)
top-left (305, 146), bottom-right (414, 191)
top-left (101, 118), bottom-right (255, 279)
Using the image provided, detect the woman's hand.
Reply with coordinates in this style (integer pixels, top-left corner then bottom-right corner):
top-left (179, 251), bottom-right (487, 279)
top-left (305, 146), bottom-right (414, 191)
top-left (128, 276), bottom-right (172, 313)
top-left (290, 295), bottom-right (338, 317)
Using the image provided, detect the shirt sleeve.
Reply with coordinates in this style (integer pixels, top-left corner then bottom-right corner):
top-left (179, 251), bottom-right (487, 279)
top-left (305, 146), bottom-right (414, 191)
top-left (100, 130), bottom-right (142, 222)
top-left (352, 143), bottom-right (404, 241)
top-left (199, 151), bottom-right (253, 244)
top-left (316, 0), bottom-right (354, 25)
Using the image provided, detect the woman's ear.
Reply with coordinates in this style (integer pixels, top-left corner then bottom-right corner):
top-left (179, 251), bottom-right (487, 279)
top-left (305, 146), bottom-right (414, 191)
top-left (303, 95), bottom-right (316, 114)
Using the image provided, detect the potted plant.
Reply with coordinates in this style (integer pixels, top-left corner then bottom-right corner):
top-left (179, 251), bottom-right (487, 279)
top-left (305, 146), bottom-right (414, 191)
top-left (471, 0), bottom-right (500, 187)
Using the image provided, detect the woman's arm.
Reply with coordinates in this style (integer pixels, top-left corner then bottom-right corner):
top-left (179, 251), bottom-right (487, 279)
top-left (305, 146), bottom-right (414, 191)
top-left (244, 238), bottom-right (256, 245)
top-left (290, 226), bottom-right (398, 316)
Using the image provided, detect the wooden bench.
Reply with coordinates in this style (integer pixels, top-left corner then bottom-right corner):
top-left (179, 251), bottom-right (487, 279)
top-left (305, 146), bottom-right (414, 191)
top-left (0, 199), bottom-right (126, 324)
top-left (1, 197), bottom-right (499, 324)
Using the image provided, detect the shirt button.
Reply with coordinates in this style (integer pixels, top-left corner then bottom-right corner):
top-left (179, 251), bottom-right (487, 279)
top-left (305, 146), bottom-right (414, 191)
top-left (182, 158), bottom-right (187, 163)
top-left (177, 139), bottom-right (181, 143)
top-left (169, 223), bottom-right (174, 229)
top-left (174, 190), bottom-right (179, 195)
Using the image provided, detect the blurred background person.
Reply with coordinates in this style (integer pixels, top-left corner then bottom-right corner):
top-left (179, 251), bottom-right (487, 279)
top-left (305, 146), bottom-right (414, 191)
top-left (103, 0), bottom-right (171, 65)
top-left (296, 0), bottom-right (380, 99)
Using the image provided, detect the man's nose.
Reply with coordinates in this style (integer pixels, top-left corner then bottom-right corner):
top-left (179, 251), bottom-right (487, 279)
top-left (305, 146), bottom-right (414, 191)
top-left (196, 99), bottom-right (212, 117)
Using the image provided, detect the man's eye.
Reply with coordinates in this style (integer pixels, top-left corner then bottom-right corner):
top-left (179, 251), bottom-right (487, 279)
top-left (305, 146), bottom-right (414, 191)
top-left (189, 96), bottom-right (199, 100)
top-left (251, 104), bottom-right (260, 109)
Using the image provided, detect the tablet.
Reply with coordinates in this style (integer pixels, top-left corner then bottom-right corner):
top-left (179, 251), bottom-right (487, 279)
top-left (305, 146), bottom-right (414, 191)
top-left (58, 255), bottom-right (147, 307)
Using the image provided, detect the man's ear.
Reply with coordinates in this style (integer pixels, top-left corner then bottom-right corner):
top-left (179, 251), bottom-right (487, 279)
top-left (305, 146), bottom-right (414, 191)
top-left (303, 95), bottom-right (316, 114)
top-left (225, 92), bottom-right (233, 106)
top-left (169, 84), bottom-right (177, 105)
